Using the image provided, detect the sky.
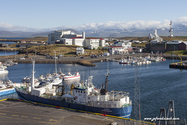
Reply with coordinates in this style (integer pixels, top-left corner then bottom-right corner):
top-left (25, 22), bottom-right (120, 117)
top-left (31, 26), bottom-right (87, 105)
top-left (1, 0), bottom-right (187, 31)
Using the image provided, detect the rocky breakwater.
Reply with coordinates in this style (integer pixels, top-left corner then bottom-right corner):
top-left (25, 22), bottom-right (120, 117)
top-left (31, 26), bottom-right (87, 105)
top-left (16, 59), bottom-right (96, 67)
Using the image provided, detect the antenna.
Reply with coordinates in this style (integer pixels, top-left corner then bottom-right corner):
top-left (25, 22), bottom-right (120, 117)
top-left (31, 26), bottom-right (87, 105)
top-left (169, 21), bottom-right (173, 38)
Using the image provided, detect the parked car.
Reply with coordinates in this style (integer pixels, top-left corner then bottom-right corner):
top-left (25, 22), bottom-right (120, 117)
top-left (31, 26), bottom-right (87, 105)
top-left (46, 54), bottom-right (50, 58)
top-left (91, 55), bottom-right (96, 58)
top-left (91, 55), bottom-right (98, 58)
top-left (103, 53), bottom-right (110, 56)
top-left (51, 56), bottom-right (58, 59)
top-left (19, 57), bottom-right (25, 60)
top-left (58, 55), bottom-right (63, 58)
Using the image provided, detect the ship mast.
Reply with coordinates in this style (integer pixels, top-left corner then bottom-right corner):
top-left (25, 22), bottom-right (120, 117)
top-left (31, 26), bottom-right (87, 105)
top-left (31, 59), bottom-right (35, 91)
top-left (55, 51), bottom-right (57, 75)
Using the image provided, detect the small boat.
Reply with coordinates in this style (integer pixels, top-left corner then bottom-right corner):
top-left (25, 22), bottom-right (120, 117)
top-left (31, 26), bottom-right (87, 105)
top-left (63, 72), bottom-right (80, 81)
top-left (119, 59), bottom-right (128, 64)
top-left (0, 67), bottom-right (8, 74)
top-left (0, 80), bottom-right (15, 96)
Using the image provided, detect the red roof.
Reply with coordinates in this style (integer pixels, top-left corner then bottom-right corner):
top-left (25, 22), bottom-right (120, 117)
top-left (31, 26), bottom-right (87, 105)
top-left (70, 37), bottom-right (83, 39)
top-left (87, 38), bottom-right (100, 39)
top-left (108, 46), bottom-right (123, 48)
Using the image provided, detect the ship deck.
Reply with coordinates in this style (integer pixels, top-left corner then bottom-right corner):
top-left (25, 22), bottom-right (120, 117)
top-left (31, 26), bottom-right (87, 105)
top-left (0, 99), bottom-right (144, 125)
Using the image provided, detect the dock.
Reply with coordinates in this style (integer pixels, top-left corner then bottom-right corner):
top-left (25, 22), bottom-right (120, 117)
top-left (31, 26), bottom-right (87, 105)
top-left (169, 61), bottom-right (187, 69)
top-left (0, 99), bottom-right (154, 125)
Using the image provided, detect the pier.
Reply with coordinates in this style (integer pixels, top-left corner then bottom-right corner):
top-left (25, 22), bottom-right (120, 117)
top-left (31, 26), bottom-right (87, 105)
top-left (0, 99), bottom-right (154, 125)
top-left (169, 61), bottom-right (187, 69)
top-left (1, 52), bottom-right (187, 67)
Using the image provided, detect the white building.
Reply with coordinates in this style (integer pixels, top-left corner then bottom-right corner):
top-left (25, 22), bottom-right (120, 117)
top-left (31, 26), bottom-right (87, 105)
top-left (149, 30), bottom-right (163, 43)
top-left (48, 30), bottom-right (106, 49)
top-left (76, 47), bottom-right (84, 55)
top-left (107, 41), bottom-right (132, 55)
top-left (112, 41), bottom-right (132, 50)
top-left (48, 30), bottom-right (83, 44)
top-left (108, 46), bottom-right (128, 55)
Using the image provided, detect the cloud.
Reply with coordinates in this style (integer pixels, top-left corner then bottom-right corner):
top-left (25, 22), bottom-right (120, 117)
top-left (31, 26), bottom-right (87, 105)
top-left (1, 17), bottom-right (187, 32)
top-left (0, 23), bottom-right (42, 32)
top-left (174, 17), bottom-right (187, 26)
top-left (73, 20), bottom-right (171, 31)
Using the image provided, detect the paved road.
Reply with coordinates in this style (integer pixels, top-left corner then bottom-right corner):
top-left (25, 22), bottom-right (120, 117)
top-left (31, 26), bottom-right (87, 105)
top-left (0, 100), bottom-right (130, 125)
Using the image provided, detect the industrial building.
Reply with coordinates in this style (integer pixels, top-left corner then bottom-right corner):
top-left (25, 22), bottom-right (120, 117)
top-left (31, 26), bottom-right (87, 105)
top-left (48, 30), bottom-right (105, 49)
top-left (145, 41), bottom-right (187, 53)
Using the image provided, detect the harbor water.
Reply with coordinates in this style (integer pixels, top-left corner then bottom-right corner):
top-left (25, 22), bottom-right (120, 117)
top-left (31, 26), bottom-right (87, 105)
top-left (0, 59), bottom-right (186, 120)
top-left (0, 51), bottom-right (18, 56)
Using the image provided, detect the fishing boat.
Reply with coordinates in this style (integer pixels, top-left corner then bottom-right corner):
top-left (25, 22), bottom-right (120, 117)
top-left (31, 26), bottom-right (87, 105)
top-left (0, 67), bottom-right (8, 74)
top-left (0, 80), bottom-right (15, 96)
top-left (15, 61), bottom-right (132, 118)
top-left (119, 59), bottom-right (128, 64)
top-left (63, 72), bottom-right (80, 81)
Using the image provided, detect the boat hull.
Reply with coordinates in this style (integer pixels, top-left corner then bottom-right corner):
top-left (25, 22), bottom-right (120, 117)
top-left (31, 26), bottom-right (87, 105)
top-left (63, 75), bottom-right (80, 80)
top-left (0, 88), bottom-right (15, 96)
top-left (16, 89), bottom-right (132, 118)
top-left (119, 62), bottom-right (127, 64)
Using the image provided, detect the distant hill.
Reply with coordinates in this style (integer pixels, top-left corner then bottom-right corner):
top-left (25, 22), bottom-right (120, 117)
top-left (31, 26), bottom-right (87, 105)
top-left (1, 25), bottom-right (187, 38)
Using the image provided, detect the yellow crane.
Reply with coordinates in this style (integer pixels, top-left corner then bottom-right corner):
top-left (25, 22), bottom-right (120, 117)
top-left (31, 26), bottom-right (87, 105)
top-left (70, 84), bottom-right (75, 95)
top-left (178, 55), bottom-right (183, 66)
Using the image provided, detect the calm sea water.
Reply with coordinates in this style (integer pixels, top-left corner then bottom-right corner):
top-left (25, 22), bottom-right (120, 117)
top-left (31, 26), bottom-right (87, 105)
top-left (0, 60), bottom-right (186, 120)
top-left (0, 40), bottom-right (17, 56)
top-left (0, 51), bottom-right (18, 56)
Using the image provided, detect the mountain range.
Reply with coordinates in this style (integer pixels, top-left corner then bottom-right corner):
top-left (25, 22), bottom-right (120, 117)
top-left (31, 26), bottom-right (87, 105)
top-left (1, 22), bottom-right (187, 38)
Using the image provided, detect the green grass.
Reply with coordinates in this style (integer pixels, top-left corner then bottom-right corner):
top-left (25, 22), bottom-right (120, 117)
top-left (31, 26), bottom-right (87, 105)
top-left (22, 44), bottom-right (106, 56)
top-left (21, 36), bottom-right (48, 42)
top-left (165, 50), bottom-right (187, 55)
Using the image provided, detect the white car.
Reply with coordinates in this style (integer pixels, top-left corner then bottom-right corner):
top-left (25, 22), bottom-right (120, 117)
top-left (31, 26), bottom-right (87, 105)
top-left (19, 57), bottom-right (25, 60)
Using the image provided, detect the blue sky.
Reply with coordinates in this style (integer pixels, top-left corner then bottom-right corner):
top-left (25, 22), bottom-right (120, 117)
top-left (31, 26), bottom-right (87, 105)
top-left (0, 0), bottom-right (187, 31)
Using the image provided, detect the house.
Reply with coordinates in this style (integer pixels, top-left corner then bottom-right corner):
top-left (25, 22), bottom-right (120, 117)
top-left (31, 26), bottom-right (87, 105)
top-left (108, 46), bottom-right (128, 55)
top-left (107, 41), bottom-right (132, 55)
top-left (0, 43), bottom-right (8, 47)
top-left (76, 47), bottom-right (84, 55)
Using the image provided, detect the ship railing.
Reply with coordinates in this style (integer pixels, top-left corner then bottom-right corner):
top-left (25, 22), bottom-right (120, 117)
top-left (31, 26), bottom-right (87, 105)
top-left (91, 101), bottom-right (122, 108)
top-left (109, 91), bottom-right (129, 96)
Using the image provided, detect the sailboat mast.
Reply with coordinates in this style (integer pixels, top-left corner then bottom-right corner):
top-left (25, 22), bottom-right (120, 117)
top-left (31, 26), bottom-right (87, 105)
top-left (55, 51), bottom-right (57, 75)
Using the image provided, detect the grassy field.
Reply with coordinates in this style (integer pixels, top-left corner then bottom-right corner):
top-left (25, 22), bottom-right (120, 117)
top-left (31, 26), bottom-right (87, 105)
top-left (165, 50), bottom-right (187, 55)
top-left (21, 44), bottom-right (106, 56)
top-left (5, 36), bottom-right (187, 56)
top-left (21, 36), bottom-right (48, 42)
